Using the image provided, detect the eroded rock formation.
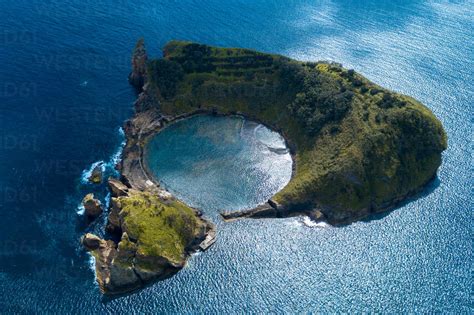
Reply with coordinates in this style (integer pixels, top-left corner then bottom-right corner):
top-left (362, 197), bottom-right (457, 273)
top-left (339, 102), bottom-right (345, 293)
top-left (82, 178), bottom-right (216, 295)
top-left (128, 38), bottom-right (148, 90)
top-left (82, 193), bottom-right (103, 219)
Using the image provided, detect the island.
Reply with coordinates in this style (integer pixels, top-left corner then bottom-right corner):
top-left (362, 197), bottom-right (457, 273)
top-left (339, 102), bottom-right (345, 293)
top-left (82, 179), bottom-right (215, 295)
top-left (82, 39), bottom-right (447, 295)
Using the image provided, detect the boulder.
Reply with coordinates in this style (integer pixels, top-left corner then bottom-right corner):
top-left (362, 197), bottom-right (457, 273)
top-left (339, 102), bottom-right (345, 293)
top-left (82, 233), bottom-right (102, 250)
top-left (89, 164), bottom-right (103, 184)
top-left (268, 198), bottom-right (283, 211)
top-left (82, 193), bottom-right (103, 219)
top-left (108, 178), bottom-right (128, 197)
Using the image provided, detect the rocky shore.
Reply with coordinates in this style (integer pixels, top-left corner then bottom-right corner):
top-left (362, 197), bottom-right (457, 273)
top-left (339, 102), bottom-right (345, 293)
top-left (82, 179), bottom-right (216, 295)
top-left (220, 179), bottom-right (435, 226)
top-left (80, 41), bottom-right (216, 296)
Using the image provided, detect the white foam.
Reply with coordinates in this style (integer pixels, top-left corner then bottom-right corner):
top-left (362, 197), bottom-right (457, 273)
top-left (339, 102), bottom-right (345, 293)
top-left (81, 160), bottom-right (105, 184)
top-left (253, 124), bottom-right (262, 137)
top-left (302, 216), bottom-right (329, 228)
top-left (81, 128), bottom-right (125, 183)
top-left (87, 253), bottom-right (99, 286)
top-left (254, 124), bottom-right (288, 153)
top-left (76, 204), bottom-right (85, 215)
top-left (88, 253), bottom-right (96, 271)
top-left (104, 192), bottom-right (111, 209)
top-left (109, 127), bottom-right (126, 167)
top-left (285, 218), bottom-right (303, 228)
top-left (102, 192), bottom-right (111, 225)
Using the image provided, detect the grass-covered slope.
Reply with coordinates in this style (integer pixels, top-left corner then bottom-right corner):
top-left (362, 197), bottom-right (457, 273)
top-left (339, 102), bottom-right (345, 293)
top-left (118, 191), bottom-right (203, 266)
top-left (144, 41), bottom-right (447, 223)
top-left (83, 182), bottom-right (212, 295)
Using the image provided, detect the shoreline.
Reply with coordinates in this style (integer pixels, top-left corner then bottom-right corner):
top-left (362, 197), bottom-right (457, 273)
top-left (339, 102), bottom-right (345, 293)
top-left (138, 110), bottom-right (298, 198)
top-left (221, 172), bottom-right (439, 226)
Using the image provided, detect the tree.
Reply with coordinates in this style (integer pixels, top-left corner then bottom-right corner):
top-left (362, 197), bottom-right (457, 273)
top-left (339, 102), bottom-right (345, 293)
top-left (147, 59), bottom-right (184, 99)
top-left (288, 68), bottom-right (353, 135)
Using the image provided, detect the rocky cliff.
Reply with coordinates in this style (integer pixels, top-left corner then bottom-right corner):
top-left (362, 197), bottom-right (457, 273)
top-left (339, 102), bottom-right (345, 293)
top-left (128, 38), bottom-right (148, 89)
top-left (82, 179), bottom-right (215, 295)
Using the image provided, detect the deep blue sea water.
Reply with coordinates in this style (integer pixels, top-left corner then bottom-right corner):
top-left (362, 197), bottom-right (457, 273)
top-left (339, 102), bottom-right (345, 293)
top-left (0, 0), bottom-right (472, 313)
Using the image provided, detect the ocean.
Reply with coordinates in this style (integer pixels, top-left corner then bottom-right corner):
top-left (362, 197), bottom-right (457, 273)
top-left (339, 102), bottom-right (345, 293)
top-left (0, 0), bottom-right (472, 313)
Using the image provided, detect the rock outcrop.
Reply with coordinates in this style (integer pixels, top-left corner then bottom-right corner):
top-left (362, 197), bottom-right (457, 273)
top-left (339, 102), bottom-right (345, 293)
top-left (128, 38), bottom-right (148, 90)
top-left (82, 193), bottom-right (103, 219)
top-left (108, 177), bottom-right (129, 197)
top-left (82, 233), bottom-right (102, 250)
top-left (105, 196), bottom-right (122, 235)
top-left (89, 163), bottom-right (103, 184)
top-left (82, 179), bottom-right (216, 295)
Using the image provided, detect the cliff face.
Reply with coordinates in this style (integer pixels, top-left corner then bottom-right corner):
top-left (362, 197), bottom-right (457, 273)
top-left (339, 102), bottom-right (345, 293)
top-left (138, 40), bottom-right (447, 224)
top-left (128, 38), bottom-right (148, 89)
top-left (83, 182), bottom-right (215, 295)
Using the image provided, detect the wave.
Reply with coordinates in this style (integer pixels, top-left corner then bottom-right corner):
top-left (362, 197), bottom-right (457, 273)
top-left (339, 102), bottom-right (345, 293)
top-left (76, 203), bottom-right (85, 215)
top-left (80, 160), bottom-right (105, 184)
top-left (254, 125), bottom-right (289, 154)
top-left (302, 216), bottom-right (329, 228)
top-left (109, 127), bottom-right (126, 167)
top-left (80, 127), bottom-right (125, 184)
top-left (87, 253), bottom-right (99, 287)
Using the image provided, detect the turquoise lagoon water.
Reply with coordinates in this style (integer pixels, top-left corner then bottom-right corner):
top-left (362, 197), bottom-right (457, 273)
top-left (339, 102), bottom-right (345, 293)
top-left (0, 0), bottom-right (472, 313)
top-left (145, 115), bottom-right (292, 217)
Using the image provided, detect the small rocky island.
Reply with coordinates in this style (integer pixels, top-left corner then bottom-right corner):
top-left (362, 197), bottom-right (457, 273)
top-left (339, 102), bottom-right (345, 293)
top-left (82, 39), bottom-right (446, 295)
top-left (82, 182), bottom-right (214, 294)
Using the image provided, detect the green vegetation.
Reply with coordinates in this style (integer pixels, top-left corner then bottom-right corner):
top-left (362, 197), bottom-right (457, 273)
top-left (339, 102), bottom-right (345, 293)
top-left (118, 191), bottom-right (202, 265)
top-left (147, 59), bottom-right (184, 99)
top-left (145, 41), bottom-right (447, 223)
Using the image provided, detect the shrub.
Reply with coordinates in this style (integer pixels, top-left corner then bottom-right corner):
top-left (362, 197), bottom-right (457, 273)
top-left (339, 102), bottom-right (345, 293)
top-left (288, 68), bottom-right (353, 135)
top-left (147, 59), bottom-right (184, 99)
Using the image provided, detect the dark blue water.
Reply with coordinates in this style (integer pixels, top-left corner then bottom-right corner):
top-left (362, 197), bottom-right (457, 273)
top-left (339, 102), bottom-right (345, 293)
top-left (0, 0), bottom-right (472, 313)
